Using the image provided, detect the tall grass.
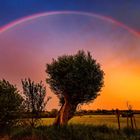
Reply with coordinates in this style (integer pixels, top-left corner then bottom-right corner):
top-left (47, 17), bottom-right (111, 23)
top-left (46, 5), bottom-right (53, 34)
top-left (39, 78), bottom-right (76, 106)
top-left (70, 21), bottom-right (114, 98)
top-left (10, 124), bottom-right (140, 140)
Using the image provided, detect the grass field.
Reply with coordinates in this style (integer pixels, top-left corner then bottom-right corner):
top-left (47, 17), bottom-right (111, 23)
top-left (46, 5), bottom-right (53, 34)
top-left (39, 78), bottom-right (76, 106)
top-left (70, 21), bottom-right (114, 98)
top-left (2, 115), bottom-right (140, 140)
top-left (10, 124), bottom-right (140, 140)
top-left (41, 114), bottom-right (140, 129)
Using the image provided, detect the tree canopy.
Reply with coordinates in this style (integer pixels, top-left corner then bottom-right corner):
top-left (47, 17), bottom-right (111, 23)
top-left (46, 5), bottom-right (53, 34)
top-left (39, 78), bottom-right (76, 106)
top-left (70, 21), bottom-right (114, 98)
top-left (46, 50), bottom-right (104, 105)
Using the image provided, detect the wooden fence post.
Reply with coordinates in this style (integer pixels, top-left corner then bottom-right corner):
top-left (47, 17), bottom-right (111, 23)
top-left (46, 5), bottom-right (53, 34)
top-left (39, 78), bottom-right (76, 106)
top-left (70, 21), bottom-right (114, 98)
top-left (133, 115), bottom-right (137, 129)
top-left (116, 109), bottom-right (120, 130)
top-left (130, 116), bottom-right (134, 129)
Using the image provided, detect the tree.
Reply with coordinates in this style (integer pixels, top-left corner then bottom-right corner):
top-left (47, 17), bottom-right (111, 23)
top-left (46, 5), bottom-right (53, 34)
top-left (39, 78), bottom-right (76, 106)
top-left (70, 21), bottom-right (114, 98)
top-left (0, 79), bottom-right (23, 129)
top-left (46, 50), bottom-right (104, 125)
top-left (22, 78), bottom-right (51, 127)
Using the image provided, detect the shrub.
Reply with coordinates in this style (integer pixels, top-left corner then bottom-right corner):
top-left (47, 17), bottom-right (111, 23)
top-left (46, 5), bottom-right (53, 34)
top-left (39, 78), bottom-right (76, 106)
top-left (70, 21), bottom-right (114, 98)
top-left (0, 79), bottom-right (23, 130)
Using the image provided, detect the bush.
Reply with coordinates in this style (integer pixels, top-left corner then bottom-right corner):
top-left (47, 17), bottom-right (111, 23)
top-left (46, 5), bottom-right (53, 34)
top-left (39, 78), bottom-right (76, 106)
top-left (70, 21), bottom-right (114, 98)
top-left (0, 79), bottom-right (23, 130)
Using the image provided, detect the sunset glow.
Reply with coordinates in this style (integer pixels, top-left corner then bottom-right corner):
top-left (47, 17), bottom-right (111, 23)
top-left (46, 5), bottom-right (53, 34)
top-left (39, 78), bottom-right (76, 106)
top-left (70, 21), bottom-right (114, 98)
top-left (0, 12), bottom-right (140, 110)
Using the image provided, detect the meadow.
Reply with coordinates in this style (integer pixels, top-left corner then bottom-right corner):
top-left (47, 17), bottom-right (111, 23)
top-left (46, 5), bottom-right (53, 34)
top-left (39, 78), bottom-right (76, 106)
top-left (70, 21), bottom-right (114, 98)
top-left (2, 114), bottom-right (140, 140)
top-left (41, 114), bottom-right (140, 129)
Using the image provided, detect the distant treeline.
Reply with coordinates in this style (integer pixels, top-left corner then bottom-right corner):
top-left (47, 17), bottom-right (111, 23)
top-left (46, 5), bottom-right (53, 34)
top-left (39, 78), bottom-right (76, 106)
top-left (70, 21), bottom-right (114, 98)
top-left (75, 109), bottom-right (140, 116)
top-left (19, 109), bottom-right (140, 118)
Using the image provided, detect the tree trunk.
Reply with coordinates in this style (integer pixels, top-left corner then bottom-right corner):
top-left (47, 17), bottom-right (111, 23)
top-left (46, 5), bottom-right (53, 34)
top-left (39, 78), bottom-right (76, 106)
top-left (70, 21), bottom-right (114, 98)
top-left (53, 104), bottom-right (63, 125)
top-left (53, 97), bottom-right (76, 126)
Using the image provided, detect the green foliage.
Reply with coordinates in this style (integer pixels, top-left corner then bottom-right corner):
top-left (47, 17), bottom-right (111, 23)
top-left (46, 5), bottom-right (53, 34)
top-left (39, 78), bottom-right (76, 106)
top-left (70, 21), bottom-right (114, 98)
top-left (0, 79), bottom-right (23, 129)
top-left (22, 78), bottom-right (51, 127)
top-left (46, 50), bottom-right (104, 105)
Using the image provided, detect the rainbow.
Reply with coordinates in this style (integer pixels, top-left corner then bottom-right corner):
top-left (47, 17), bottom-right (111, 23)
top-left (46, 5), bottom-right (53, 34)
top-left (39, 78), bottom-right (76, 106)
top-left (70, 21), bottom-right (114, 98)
top-left (0, 11), bottom-right (140, 37)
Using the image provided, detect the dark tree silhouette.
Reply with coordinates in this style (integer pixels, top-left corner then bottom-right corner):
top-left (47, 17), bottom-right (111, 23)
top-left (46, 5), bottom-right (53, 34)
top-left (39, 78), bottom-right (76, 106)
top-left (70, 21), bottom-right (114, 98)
top-left (22, 78), bottom-right (51, 127)
top-left (46, 50), bottom-right (104, 125)
top-left (0, 79), bottom-right (23, 129)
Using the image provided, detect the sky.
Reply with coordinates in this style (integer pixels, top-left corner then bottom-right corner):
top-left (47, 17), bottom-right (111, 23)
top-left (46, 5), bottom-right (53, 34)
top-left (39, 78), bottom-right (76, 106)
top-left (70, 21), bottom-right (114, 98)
top-left (0, 0), bottom-right (140, 111)
top-left (1, 0), bottom-right (140, 31)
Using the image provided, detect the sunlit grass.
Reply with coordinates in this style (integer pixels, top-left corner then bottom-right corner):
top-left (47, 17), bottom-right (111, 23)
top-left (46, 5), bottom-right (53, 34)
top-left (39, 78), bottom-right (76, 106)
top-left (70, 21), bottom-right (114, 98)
top-left (2, 115), bottom-right (140, 140)
top-left (40, 118), bottom-right (54, 126)
top-left (41, 114), bottom-right (140, 129)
